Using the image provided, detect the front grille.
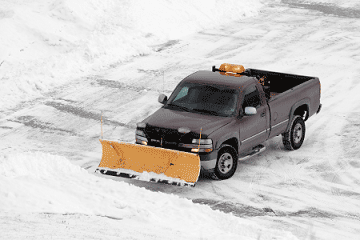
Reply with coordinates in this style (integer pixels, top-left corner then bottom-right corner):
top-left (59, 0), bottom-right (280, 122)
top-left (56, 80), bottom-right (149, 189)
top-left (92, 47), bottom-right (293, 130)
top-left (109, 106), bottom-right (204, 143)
top-left (145, 125), bottom-right (194, 151)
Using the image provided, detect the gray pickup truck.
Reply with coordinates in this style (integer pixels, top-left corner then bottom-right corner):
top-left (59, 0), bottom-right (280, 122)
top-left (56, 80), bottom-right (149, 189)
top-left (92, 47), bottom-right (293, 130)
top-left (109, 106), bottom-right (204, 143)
top-left (135, 64), bottom-right (322, 180)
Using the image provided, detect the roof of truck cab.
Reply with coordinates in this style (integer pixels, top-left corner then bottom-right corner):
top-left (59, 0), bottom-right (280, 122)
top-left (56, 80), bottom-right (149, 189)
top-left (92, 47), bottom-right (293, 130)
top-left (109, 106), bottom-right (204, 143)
top-left (182, 70), bottom-right (254, 88)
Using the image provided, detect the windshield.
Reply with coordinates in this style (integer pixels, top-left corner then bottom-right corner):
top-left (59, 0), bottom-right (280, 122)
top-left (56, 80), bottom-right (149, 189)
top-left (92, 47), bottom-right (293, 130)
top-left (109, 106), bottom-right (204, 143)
top-left (166, 82), bottom-right (239, 117)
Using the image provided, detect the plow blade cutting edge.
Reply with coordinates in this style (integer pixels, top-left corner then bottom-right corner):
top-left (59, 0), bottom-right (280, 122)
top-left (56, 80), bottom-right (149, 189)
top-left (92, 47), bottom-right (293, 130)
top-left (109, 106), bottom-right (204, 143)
top-left (95, 140), bottom-right (201, 187)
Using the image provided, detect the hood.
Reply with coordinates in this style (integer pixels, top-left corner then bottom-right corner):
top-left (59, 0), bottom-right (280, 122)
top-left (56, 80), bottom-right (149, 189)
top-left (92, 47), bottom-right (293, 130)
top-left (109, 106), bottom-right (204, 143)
top-left (143, 107), bottom-right (233, 136)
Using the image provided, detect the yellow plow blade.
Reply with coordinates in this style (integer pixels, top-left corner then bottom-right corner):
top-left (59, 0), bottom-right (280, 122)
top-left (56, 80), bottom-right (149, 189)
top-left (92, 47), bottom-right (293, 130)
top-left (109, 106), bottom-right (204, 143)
top-left (95, 140), bottom-right (201, 187)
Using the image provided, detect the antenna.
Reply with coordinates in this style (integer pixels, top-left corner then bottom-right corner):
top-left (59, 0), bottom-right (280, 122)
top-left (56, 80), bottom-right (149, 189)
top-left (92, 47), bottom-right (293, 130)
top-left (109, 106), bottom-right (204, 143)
top-left (101, 112), bottom-right (103, 139)
top-left (198, 128), bottom-right (202, 151)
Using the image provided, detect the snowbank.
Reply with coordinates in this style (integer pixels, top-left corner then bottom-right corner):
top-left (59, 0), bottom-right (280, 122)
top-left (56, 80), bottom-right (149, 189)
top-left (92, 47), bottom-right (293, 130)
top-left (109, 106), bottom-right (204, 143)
top-left (0, 0), bottom-right (262, 111)
top-left (0, 152), bottom-right (297, 239)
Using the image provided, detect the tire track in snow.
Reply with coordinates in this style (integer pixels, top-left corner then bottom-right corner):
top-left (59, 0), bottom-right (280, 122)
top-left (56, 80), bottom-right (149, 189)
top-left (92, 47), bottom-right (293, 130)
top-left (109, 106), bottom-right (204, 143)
top-left (95, 79), bottom-right (173, 95)
top-left (9, 115), bottom-right (79, 136)
top-left (283, 0), bottom-right (360, 19)
top-left (44, 101), bottom-right (133, 129)
top-left (192, 198), bottom-right (340, 219)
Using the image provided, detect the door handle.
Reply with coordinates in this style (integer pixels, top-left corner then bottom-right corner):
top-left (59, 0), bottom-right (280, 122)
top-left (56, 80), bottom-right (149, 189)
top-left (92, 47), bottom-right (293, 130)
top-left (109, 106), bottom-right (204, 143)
top-left (261, 111), bottom-right (265, 117)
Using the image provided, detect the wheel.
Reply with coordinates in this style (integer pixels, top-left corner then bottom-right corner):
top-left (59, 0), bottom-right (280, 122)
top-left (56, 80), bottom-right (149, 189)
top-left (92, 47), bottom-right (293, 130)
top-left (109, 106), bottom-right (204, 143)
top-left (282, 115), bottom-right (306, 150)
top-left (212, 144), bottom-right (238, 180)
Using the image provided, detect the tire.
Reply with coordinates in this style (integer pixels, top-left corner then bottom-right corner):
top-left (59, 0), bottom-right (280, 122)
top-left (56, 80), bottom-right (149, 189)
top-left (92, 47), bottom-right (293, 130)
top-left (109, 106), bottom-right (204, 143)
top-left (212, 144), bottom-right (238, 180)
top-left (282, 115), bottom-right (306, 150)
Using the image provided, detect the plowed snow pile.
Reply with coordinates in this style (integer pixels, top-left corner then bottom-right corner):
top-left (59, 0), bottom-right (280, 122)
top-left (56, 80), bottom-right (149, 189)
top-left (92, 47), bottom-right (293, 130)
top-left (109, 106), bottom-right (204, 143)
top-left (0, 152), bottom-right (297, 239)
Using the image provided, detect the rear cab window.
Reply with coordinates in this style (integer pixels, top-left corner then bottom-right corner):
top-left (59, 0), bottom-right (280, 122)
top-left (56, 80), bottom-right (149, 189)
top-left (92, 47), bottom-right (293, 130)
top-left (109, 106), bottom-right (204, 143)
top-left (242, 84), bottom-right (261, 110)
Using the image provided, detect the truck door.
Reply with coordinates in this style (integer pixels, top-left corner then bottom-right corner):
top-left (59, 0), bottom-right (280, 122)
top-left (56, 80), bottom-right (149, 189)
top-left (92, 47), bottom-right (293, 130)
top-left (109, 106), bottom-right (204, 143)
top-left (238, 84), bottom-right (269, 152)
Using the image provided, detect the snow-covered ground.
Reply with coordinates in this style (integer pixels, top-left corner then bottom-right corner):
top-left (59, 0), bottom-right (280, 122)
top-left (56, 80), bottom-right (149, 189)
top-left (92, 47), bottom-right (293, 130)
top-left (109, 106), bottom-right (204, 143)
top-left (0, 152), bottom-right (295, 239)
top-left (1, 0), bottom-right (360, 239)
top-left (0, 0), bottom-right (261, 112)
top-left (285, 0), bottom-right (360, 9)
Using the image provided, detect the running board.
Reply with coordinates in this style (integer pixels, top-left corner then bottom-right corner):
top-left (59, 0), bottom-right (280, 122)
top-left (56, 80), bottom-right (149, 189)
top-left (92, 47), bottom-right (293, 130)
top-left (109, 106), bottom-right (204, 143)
top-left (238, 144), bottom-right (266, 161)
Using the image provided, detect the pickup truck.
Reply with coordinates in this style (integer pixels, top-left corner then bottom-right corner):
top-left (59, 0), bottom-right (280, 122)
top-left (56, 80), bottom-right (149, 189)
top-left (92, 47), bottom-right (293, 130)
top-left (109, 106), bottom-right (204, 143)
top-left (135, 64), bottom-right (322, 180)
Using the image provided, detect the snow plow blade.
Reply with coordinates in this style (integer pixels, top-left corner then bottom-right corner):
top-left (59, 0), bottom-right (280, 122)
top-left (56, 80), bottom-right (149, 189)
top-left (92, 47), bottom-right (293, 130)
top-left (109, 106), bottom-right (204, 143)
top-left (95, 140), bottom-right (201, 187)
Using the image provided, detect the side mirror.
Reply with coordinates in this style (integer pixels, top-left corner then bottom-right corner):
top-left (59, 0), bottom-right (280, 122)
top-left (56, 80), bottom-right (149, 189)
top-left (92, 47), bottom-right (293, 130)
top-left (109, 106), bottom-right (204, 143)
top-left (158, 94), bottom-right (168, 104)
top-left (244, 107), bottom-right (257, 115)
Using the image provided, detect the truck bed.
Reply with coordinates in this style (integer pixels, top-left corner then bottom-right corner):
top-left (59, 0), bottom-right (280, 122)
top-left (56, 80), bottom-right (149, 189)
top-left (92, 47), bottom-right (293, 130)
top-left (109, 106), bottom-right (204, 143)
top-left (243, 68), bottom-right (320, 140)
top-left (246, 68), bottom-right (315, 100)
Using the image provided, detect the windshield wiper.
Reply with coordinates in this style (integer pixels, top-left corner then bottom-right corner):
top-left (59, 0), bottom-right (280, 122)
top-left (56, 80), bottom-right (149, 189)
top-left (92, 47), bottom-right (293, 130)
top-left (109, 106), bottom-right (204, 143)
top-left (192, 108), bottom-right (219, 116)
top-left (167, 104), bottom-right (191, 112)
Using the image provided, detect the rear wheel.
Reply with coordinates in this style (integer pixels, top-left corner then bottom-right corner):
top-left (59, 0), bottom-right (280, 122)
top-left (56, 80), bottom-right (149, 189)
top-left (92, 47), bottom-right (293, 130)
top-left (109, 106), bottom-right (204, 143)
top-left (212, 144), bottom-right (238, 180)
top-left (282, 115), bottom-right (306, 150)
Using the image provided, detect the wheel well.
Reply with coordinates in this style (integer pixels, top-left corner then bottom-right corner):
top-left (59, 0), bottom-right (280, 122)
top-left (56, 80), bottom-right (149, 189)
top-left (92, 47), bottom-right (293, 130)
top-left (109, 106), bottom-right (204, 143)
top-left (221, 138), bottom-right (238, 154)
top-left (294, 104), bottom-right (309, 121)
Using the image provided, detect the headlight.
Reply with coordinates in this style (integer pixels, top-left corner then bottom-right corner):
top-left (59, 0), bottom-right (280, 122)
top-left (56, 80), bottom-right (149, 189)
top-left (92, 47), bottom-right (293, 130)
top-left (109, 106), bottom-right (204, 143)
top-left (191, 148), bottom-right (213, 153)
top-left (135, 129), bottom-right (147, 145)
top-left (192, 139), bottom-right (212, 144)
top-left (179, 139), bottom-right (213, 153)
top-left (191, 139), bottom-right (212, 152)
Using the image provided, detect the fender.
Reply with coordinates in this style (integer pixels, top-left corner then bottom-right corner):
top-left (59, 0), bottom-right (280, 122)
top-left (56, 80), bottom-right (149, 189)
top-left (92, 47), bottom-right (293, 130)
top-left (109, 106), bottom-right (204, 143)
top-left (285, 98), bottom-right (310, 132)
top-left (213, 129), bottom-right (239, 151)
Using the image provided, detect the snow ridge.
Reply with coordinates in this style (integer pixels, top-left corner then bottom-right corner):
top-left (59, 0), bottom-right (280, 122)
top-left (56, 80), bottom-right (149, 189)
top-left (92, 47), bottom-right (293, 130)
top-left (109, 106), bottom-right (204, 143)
top-left (0, 152), bottom-right (297, 239)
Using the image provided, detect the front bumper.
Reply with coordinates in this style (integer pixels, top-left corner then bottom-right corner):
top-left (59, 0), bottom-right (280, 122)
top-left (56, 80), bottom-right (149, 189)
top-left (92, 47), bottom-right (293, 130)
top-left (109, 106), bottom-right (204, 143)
top-left (198, 149), bottom-right (218, 172)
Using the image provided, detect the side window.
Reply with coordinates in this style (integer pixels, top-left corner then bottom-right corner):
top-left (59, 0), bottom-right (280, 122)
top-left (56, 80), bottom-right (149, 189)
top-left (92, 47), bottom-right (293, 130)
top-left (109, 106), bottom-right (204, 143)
top-left (242, 85), bottom-right (261, 109)
top-left (173, 86), bottom-right (189, 102)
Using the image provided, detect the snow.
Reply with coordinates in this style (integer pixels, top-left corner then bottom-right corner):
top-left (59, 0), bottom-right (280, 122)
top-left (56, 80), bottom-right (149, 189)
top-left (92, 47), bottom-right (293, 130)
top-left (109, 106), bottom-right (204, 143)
top-left (0, 0), bottom-right (261, 112)
top-left (0, 1), bottom-right (299, 239)
top-left (284, 0), bottom-right (360, 9)
top-left (0, 152), bottom-right (296, 239)
top-left (96, 167), bottom-right (194, 187)
top-left (1, 0), bottom-right (360, 239)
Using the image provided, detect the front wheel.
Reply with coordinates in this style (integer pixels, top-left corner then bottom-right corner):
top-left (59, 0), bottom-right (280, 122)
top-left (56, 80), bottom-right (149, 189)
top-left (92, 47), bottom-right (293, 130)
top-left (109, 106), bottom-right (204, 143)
top-left (212, 144), bottom-right (238, 180)
top-left (282, 115), bottom-right (306, 150)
